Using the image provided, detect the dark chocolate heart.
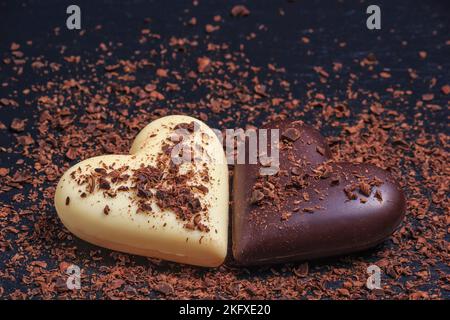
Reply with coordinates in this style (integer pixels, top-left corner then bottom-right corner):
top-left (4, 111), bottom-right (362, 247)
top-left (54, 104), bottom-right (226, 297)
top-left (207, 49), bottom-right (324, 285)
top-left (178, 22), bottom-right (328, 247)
top-left (232, 120), bottom-right (406, 265)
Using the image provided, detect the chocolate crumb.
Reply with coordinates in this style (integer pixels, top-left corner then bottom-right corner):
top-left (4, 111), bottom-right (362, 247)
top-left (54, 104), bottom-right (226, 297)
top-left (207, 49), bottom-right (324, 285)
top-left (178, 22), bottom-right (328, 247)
top-left (174, 121), bottom-right (195, 133)
top-left (155, 282), bottom-right (174, 295)
top-left (344, 187), bottom-right (358, 200)
top-left (231, 5), bottom-right (250, 17)
top-left (359, 182), bottom-right (372, 197)
top-left (330, 174), bottom-right (340, 185)
top-left (281, 127), bottom-right (301, 142)
top-left (303, 192), bottom-right (310, 201)
top-left (291, 166), bottom-right (302, 176)
top-left (375, 189), bottom-right (383, 202)
top-left (281, 211), bottom-right (292, 220)
top-left (316, 146), bottom-right (325, 155)
top-left (94, 168), bottom-right (107, 175)
top-left (98, 177), bottom-right (111, 190)
top-left (250, 189), bottom-right (265, 204)
top-left (10, 118), bottom-right (26, 132)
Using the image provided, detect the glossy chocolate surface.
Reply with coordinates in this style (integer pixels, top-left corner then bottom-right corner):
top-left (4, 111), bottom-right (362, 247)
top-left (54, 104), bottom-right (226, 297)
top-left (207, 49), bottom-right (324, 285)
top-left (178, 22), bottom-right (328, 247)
top-left (233, 120), bottom-right (406, 265)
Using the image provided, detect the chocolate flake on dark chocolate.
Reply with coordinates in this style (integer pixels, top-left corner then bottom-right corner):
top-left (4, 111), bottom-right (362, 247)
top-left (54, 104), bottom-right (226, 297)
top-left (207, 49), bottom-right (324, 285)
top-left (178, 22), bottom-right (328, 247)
top-left (359, 182), bottom-right (372, 197)
top-left (330, 174), bottom-right (340, 185)
top-left (281, 127), bottom-right (301, 142)
top-left (250, 189), bottom-right (265, 204)
top-left (344, 186), bottom-right (358, 200)
top-left (291, 166), bottom-right (302, 176)
top-left (375, 189), bottom-right (383, 202)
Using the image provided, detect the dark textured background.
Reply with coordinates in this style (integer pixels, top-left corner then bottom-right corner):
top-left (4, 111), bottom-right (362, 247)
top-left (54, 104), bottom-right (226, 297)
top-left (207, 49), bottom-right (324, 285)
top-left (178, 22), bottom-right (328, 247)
top-left (1, 0), bottom-right (449, 131)
top-left (0, 0), bottom-right (448, 299)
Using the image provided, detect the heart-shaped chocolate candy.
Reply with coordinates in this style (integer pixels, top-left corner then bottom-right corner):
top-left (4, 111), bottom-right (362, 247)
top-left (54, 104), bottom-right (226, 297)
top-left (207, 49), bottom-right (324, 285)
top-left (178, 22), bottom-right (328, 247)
top-left (55, 115), bottom-right (229, 267)
top-left (233, 120), bottom-right (406, 265)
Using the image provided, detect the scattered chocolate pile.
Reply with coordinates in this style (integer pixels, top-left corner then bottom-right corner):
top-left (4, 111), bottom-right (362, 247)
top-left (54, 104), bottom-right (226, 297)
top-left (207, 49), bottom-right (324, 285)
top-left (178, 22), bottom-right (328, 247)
top-left (0, 2), bottom-right (448, 299)
top-left (251, 158), bottom-right (385, 214)
top-left (248, 122), bottom-right (386, 216)
top-left (67, 128), bottom-right (211, 232)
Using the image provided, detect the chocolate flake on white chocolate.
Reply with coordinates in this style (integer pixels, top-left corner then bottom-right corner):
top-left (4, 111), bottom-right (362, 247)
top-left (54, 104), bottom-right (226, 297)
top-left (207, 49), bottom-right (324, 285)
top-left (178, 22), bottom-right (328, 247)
top-left (68, 123), bottom-right (211, 232)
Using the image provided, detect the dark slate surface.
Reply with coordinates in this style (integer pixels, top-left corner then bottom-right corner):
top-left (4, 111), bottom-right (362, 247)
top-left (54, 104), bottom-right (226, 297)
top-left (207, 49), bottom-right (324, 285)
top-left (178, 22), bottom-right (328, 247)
top-left (0, 0), bottom-right (448, 298)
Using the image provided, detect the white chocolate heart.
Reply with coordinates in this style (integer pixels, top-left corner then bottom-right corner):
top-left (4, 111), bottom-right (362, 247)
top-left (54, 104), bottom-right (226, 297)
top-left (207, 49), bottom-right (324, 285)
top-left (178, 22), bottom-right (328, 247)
top-left (54, 115), bottom-right (229, 267)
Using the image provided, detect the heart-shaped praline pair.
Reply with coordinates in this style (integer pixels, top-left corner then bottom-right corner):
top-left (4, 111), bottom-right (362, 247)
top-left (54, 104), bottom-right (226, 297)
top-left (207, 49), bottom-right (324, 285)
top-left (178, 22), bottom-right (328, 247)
top-left (55, 116), bottom-right (406, 267)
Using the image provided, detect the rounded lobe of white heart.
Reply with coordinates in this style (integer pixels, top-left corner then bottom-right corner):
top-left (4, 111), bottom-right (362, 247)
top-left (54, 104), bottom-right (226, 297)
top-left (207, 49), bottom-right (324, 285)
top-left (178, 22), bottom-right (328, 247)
top-left (54, 115), bottom-right (229, 267)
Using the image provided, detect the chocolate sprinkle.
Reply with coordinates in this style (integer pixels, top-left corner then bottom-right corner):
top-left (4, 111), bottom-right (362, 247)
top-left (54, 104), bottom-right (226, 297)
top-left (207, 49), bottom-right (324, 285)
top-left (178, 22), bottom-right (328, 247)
top-left (359, 182), bottom-right (372, 197)
top-left (250, 189), bottom-right (265, 204)
top-left (281, 127), bottom-right (301, 142)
